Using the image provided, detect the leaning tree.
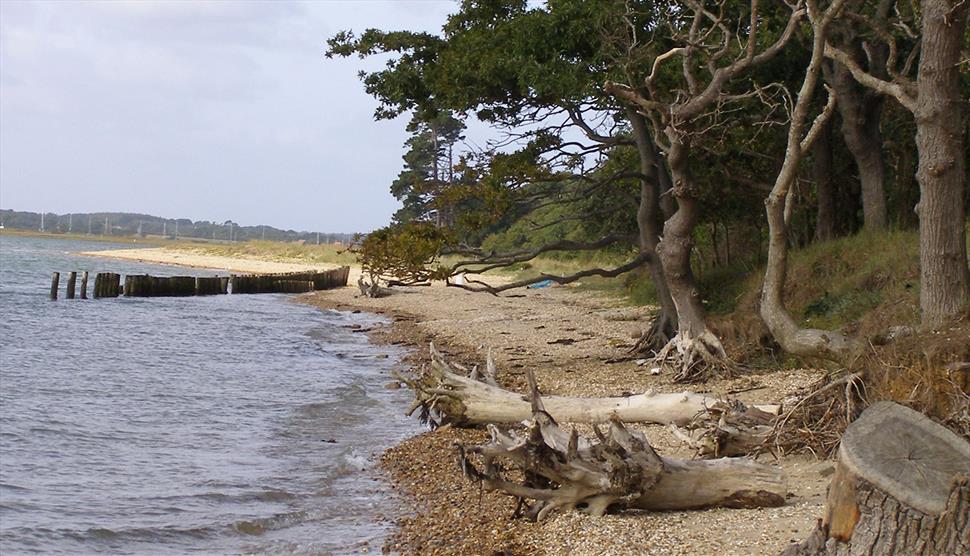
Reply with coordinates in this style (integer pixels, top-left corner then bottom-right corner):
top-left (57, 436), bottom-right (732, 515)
top-left (604, 0), bottom-right (808, 380)
top-left (329, 0), bottom-right (684, 351)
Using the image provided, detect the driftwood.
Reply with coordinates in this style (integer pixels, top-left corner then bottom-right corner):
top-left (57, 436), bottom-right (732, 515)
top-left (400, 344), bottom-right (779, 438)
top-left (458, 370), bottom-right (788, 521)
top-left (782, 402), bottom-right (970, 555)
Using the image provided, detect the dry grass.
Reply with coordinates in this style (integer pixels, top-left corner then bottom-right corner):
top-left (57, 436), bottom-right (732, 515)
top-left (165, 239), bottom-right (357, 266)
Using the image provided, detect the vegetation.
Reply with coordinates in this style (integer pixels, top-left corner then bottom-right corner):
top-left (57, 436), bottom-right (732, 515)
top-left (164, 240), bottom-right (357, 267)
top-left (0, 209), bottom-right (353, 245)
top-left (330, 0), bottom-right (968, 366)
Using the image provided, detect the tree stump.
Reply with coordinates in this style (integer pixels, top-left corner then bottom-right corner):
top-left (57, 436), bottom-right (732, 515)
top-left (782, 401), bottom-right (970, 555)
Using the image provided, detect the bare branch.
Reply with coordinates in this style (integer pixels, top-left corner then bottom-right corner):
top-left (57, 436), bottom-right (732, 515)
top-left (447, 253), bottom-right (650, 295)
top-left (823, 43), bottom-right (917, 112)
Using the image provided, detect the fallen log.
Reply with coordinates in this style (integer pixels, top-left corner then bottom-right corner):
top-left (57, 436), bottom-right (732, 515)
top-left (782, 401), bottom-right (970, 555)
top-left (458, 371), bottom-right (788, 521)
top-left (400, 344), bottom-right (778, 434)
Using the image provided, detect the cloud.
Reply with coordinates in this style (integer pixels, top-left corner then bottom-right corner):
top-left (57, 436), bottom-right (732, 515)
top-left (0, 0), bottom-right (464, 232)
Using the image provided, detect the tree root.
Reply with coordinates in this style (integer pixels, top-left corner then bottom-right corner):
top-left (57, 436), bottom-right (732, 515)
top-left (457, 370), bottom-right (788, 521)
top-left (629, 311), bottom-right (677, 356)
top-left (653, 331), bottom-right (736, 383)
top-left (670, 400), bottom-right (778, 458)
top-left (766, 372), bottom-right (867, 458)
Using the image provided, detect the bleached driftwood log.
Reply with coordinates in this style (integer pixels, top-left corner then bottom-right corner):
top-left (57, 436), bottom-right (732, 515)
top-left (402, 343), bottom-right (777, 428)
top-left (782, 402), bottom-right (970, 555)
top-left (458, 372), bottom-right (788, 521)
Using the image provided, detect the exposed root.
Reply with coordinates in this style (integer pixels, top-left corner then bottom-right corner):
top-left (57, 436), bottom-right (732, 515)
top-left (767, 372), bottom-right (867, 458)
top-left (629, 311), bottom-right (677, 356)
top-left (653, 331), bottom-right (737, 383)
top-left (457, 370), bottom-right (788, 521)
top-left (671, 400), bottom-right (778, 458)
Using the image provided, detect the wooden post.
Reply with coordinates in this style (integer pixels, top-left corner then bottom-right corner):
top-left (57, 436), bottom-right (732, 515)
top-left (80, 271), bottom-right (89, 299)
top-left (66, 272), bottom-right (77, 299)
top-left (50, 272), bottom-right (60, 300)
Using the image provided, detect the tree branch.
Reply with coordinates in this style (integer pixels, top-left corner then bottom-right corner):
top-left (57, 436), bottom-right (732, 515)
top-left (447, 252), bottom-right (650, 295)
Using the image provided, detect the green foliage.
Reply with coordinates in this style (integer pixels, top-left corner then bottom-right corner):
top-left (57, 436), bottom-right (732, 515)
top-left (356, 222), bottom-right (452, 284)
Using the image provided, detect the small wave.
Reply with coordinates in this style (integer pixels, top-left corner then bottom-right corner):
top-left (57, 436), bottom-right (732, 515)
top-left (231, 510), bottom-right (308, 536)
top-left (0, 481), bottom-right (31, 492)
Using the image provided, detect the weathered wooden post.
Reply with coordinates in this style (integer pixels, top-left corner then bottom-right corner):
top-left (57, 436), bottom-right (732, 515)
top-left (66, 271), bottom-right (77, 299)
top-left (80, 271), bottom-right (89, 299)
top-left (108, 273), bottom-right (119, 297)
top-left (50, 272), bottom-right (60, 300)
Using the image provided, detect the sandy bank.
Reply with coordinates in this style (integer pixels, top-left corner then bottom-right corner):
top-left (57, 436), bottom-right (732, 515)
top-left (304, 282), bottom-right (831, 555)
top-left (78, 247), bottom-right (356, 276)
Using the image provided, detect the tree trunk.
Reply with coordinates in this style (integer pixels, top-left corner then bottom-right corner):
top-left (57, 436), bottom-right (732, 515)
top-left (828, 59), bottom-right (888, 231)
top-left (761, 2), bottom-right (864, 365)
top-left (813, 114), bottom-right (837, 242)
top-left (403, 344), bottom-right (778, 432)
top-left (459, 371), bottom-right (787, 521)
top-left (781, 402), bottom-right (970, 555)
top-left (914, 0), bottom-right (970, 328)
top-left (654, 138), bottom-right (729, 382)
top-left (629, 110), bottom-right (678, 353)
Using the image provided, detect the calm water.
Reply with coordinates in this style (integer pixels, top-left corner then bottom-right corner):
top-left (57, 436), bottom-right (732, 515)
top-left (0, 235), bottom-right (416, 554)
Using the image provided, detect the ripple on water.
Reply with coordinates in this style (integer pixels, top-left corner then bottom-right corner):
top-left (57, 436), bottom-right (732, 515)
top-left (0, 235), bottom-right (417, 554)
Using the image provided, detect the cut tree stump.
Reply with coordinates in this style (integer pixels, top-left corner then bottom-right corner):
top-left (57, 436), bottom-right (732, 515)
top-left (782, 401), bottom-right (970, 555)
top-left (458, 370), bottom-right (788, 521)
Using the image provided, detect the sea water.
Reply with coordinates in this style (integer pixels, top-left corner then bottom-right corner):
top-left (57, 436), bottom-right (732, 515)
top-left (0, 235), bottom-right (415, 554)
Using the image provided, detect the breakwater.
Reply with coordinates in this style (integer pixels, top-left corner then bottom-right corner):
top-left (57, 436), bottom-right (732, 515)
top-left (48, 266), bottom-right (351, 299)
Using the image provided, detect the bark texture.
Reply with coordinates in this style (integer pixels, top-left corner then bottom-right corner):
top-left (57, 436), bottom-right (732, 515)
top-left (781, 402), bottom-right (970, 555)
top-left (654, 139), bottom-right (730, 382)
top-left (761, 0), bottom-right (864, 364)
top-left (812, 115), bottom-right (837, 242)
top-left (914, 0), bottom-right (970, 328)
top-left (629, 110), bottom-right (678, 353)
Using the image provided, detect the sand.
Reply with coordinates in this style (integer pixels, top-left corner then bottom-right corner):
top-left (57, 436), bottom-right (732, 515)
top-left (304, 281), bottom-right (831, 555)
top-left (81, 246), bottom-right (829, 554)
top-left (77, 247), bottom-right (353, 275)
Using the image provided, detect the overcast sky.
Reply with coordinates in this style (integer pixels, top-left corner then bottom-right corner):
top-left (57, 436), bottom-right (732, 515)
top-left (0, 0), bottom-right (479, 233)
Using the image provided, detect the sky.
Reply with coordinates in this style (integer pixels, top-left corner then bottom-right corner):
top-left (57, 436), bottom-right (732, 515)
top-left (0, 0), bottom-right (482, 234)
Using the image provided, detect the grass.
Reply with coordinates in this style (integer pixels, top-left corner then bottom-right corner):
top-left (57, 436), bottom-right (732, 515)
top-left (164, 240), bottom-right (357, 266)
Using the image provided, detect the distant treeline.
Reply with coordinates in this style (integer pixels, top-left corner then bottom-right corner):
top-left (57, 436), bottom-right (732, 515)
top-left (0, 209), bottom-right (355, 244)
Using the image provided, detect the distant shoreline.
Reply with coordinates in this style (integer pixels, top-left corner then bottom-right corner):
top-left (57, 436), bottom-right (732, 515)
top-left (0, 228), bottom-right (164, 245)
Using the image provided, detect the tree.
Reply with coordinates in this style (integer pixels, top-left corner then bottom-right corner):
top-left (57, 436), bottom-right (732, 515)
top-left (760, 0), bottom-right (865, 364)
top-left (391, 112), bottom-right (467, 226)
top-left (823, 0), bottom-right (970, 327)
top-left (329, 0), bottom-right (682, 349)
top-left (605, 0), bottom-right (806, 380)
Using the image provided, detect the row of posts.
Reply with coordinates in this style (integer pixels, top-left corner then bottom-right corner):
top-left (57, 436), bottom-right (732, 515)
top-left (49, 266), bottom-right (351, 300)
top-left (49, 271), bottom-right (123, 300)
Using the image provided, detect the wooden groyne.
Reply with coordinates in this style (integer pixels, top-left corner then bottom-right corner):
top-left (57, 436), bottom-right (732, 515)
top-left (93, 273), bottom-right (121, 298)
top-left (230, 267), bottom-right (351, 294)
top-left (48, 266), bottom-right (349, 300)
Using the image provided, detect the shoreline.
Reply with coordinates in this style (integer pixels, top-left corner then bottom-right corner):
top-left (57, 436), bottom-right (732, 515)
top-left (303, 284), bottom-right (833, 555)
top-left (58, 242), bottom-right (831, 554)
